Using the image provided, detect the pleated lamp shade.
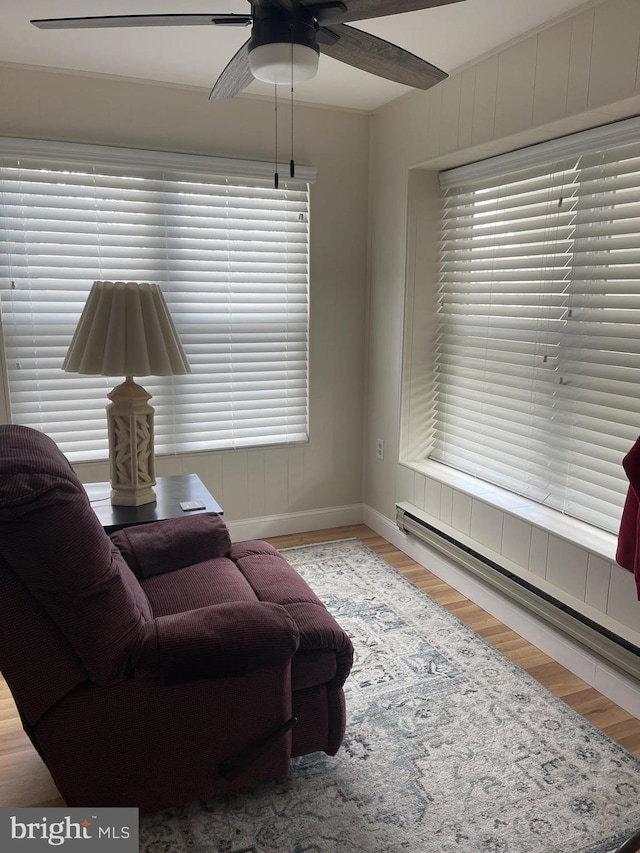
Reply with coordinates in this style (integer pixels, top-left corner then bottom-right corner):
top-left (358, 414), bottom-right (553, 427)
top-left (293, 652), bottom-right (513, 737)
top-left (63, 281), bottom-right (190, 507)
top-left (63, 280), bottom-right (190, 378)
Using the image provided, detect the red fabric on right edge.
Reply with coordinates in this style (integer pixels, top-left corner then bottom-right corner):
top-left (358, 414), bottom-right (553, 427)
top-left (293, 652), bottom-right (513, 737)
top-left (615, 436), bottom-right (640, 600)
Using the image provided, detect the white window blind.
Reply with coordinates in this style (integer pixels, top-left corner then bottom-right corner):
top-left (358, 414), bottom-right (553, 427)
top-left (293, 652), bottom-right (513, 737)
top-left (436, 121), bottom-right (640, 534)
top-left (0, 139), bottom-right (314, 461)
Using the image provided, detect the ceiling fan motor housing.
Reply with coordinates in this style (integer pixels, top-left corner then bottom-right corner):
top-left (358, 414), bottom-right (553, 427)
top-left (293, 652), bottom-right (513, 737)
top-left (250, 3), bottom-right (320, 49)
top-left (248, 4), bottom-right (320, 84)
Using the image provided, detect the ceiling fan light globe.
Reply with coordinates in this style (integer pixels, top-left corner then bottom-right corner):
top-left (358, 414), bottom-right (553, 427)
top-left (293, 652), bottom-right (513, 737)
top-left (248, 42), bottom-right (319, 85)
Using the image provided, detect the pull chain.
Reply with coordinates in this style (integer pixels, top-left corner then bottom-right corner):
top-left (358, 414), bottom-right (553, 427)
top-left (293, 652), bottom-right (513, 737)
top-left (290, 35), bottom-right (295, 179)
top-left (274, 83), bottom-right (279, 189)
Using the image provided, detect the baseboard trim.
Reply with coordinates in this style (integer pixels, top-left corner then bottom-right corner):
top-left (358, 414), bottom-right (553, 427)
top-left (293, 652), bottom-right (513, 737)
top-left (363, 505), bottom-right (640, 720)
top-left (227, 503), bottom-right (364, 541)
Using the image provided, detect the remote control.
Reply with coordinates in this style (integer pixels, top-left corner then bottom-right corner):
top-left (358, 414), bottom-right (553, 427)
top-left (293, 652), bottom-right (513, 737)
top-left (179, 500), bottom-right (207, 511)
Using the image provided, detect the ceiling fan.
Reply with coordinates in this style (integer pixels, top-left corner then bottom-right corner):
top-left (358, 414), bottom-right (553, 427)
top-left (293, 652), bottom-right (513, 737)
top-left (30, 1), bottom-right (466, 100)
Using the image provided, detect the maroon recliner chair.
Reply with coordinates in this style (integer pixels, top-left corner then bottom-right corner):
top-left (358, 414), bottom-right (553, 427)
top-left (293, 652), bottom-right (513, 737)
top-left (0, 425), bottom-right (353, 811)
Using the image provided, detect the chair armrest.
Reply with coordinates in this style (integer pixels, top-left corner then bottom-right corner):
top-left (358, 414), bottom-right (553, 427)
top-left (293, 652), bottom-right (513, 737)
top-left (110, 513), bottom-right (231, 579)
top-left (285, 601), bottom-right (354, 690)
top-left (133, 600), bottom-right (299, 684)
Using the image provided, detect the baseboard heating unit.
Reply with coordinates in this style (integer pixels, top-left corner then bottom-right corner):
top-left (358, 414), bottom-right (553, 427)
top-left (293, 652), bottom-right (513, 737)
top-left (396, 502), bottom-right (640, 681)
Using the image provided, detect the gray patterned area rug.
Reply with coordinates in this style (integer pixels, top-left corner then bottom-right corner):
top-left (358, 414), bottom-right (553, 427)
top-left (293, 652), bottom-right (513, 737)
top-left (140, 539), bottom-right (640, 853)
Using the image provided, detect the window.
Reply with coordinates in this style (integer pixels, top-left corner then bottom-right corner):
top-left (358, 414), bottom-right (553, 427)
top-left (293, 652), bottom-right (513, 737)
top-left (434, 119), bottom-right (640, 534)
top-left (0, 139), bottom-right (314, 461)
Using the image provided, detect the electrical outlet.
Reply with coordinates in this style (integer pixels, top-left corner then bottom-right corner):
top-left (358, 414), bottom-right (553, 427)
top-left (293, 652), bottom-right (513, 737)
top-left (376, 438), bottom-right (384, 460)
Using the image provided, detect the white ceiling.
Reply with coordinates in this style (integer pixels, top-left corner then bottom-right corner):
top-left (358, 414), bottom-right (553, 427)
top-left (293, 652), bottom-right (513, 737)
top-left (2, 1), bottom-right (594, 111)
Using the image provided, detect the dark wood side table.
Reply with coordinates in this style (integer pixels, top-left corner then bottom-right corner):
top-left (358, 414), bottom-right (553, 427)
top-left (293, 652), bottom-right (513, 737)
top-left (84, 473), bottom-right (223, 533)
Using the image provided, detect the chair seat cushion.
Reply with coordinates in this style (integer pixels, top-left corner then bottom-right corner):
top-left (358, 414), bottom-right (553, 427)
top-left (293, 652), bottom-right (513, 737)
top-left (141, 558), bottom-right (256, 616)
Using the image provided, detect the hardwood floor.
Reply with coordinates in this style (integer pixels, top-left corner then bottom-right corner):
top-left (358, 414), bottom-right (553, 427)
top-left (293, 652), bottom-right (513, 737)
top-left (1, 524), bottom-right (638, 809)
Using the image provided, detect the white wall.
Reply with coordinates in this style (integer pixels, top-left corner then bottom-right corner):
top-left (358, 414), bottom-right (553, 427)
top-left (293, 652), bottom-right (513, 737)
top-left (0, 63), bottom-right (370, 527)
top-left (365, 0), bottom-right (640, 643)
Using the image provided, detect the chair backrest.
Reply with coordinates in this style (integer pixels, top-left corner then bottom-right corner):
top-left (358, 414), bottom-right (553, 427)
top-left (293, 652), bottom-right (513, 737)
top-left (0, 425), bottom-right (151, 725)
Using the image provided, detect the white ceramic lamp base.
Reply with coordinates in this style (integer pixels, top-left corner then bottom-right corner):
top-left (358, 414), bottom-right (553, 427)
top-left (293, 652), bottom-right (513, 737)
top-left (107, 377), bottom-right (156, 506)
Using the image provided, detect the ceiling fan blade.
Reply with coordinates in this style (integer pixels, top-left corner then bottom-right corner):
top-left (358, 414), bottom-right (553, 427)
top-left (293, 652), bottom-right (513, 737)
top-left (31, 14), bottom-right (252, 30)
top-left (209, 40), bottom-right (255, 101)
top-left (302, 0), bottom-right (465, 24)
top-left (318, 23), bottom-right (447, 90)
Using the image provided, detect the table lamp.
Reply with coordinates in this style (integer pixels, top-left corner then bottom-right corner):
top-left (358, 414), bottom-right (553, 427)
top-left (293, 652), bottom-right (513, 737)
top-left (63, 280), bottom-right (190, 506)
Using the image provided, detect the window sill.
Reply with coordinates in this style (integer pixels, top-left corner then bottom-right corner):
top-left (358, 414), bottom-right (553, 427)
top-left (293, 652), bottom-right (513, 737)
top-left (401, 459), bottom-right (618, 565)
